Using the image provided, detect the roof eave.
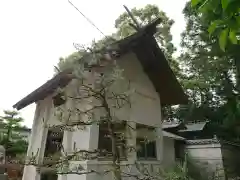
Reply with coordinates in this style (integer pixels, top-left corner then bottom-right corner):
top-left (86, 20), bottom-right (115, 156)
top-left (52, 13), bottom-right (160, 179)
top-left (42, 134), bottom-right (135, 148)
top-left (13, 70), bottom-right (73, 110)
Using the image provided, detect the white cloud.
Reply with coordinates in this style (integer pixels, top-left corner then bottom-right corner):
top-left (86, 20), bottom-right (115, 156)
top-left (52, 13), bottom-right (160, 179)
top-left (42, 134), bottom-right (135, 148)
top-left (0, 0), bottom-right (187, 128)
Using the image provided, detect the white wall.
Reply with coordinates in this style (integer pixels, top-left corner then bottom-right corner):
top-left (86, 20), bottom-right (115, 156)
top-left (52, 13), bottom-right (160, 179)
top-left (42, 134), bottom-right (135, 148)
top-left (22, 51), bottom-right (163, 180)
top-left (83, 52), bottom-right (163, 180)
top-left (185, 143), bottom-right (225, 179)
top-left (162, 137), bottom-right (175, 167)
top-left (113, 52), bottom-right (162, 127)
top-left (18, 131), bottom-right (31, 142)
top-left (22, 98), bottom-right (49, 180)
top-left (86, 160), bottom-right (162, 180)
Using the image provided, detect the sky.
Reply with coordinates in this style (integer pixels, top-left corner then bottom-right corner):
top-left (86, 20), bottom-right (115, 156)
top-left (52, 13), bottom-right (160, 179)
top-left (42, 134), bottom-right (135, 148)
top-left (0, 0), bottom-right (187, 128)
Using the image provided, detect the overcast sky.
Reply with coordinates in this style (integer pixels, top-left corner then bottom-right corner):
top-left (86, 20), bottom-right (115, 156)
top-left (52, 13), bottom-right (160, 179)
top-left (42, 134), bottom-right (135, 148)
top-left (0, 0), bottom-right (187, 128)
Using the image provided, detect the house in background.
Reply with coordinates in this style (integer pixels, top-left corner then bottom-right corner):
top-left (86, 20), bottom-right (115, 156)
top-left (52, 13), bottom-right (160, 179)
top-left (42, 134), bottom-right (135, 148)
top-left (162, 121), bottom-right (225, 178)
top-left (162, 121), bottom-right (186, 166)
top-left (185, 138), bottom-right (225, 179)
top-left (177, 121), bottom-right (225, 178)
top-left (178, 121), bottom-right (211, 140)
top-left (0, 126), bottom-right (31, 142)
top-left (12, 126), bottom-right (31, 142)
top-left (161, 120), bottom-right (240, 179)
top-left (162, 130), bottom-right (185, 167)
top-left (12, 19), bottom-right (187, 180)
top-left (179, 121), bottom-right (240, 179)
top-left (162, 121), bottom-right (187, 134)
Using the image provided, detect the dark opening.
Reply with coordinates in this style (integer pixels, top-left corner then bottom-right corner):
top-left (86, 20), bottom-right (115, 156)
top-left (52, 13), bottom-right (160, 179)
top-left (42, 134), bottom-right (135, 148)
top-left (98, 122), bottom-right (126, 159)
top-left (136, 124), bottom-right (157, 160)
top-left (137, 138), bottom-right (156, 159)
top-left (53, 92), bottom-right (66, 107)
top-left (41, 173), bottom-right (58, 180)
top-left (174, 140), bottom-right (184, 161)
top-left (44, 130), bottom-right (63, 157)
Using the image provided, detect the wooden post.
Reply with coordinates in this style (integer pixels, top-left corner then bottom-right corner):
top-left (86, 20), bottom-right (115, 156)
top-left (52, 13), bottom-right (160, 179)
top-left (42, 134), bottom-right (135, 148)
top-left (123, 5), bottom-right (141, 31)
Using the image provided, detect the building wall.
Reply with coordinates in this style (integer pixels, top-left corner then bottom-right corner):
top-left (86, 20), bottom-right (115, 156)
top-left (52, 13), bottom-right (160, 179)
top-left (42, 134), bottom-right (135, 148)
top-left (18, 131), bottom-right (31, 142)
top-left (162, 137), bottom-right (175, 167)
top-left (22, 97), bottom-right (52, 180)
top-left (114, 52), bottom-right (162, 127)
top-left (82, 52), bottom-right (163, 180)
top-left (22, 52), bottom-right (163, 180)
top-left (221, 143), bottom-right (240, 179)
top-left (185, 143), bottom-right (225, 179)
top-left (86, 160), bottom-right (162, 180)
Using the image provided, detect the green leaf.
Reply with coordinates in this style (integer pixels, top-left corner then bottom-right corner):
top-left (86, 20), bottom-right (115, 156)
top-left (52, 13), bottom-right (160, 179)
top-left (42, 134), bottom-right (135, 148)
top-left (198, 0), bottom-right (211, 13)
top-left (191, 0), bottom-right (201, 7)
top-left (221, 0), bottom-right (229, 9)
top-left (236, 16), bottom-right (240, 26)
top-left (219, 28), bottom-right (229, 51)
top-left (229, 29), bottom-right (237, 44)
top-left (208, 20), bottom-right (222, 35)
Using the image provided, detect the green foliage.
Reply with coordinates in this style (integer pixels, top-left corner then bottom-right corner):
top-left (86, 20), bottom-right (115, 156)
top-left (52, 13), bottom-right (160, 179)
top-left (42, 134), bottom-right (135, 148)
top-left (6, 139), bottom-right (28, 156)
top-left (219, 28), bottom-right (229, 51)
top-left (177, 1), bottom-right (240, 142)
top-left (229, 29), bottom-right (238, 44)
top-left (56, 51), bottom-right (86, 73)
top-left (0, 110), bottom-right (23, 139)
top-left (160, 163), bottom-right (192, 180)
top-left (0, 110), bottom-right (28, 157)
top-left (191, 0), bottom-right (240, 51)
top-left (115, 4), bottom-right (177, 67)
top-left (208, 20), bottom-right (222, 35)
top-left (160, 154), bottom-right (225, 180)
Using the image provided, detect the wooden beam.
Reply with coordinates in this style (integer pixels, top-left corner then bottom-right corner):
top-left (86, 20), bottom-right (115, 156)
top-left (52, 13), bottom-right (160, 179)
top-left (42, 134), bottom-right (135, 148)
top-left (123, 5), bottom-right (141, 30)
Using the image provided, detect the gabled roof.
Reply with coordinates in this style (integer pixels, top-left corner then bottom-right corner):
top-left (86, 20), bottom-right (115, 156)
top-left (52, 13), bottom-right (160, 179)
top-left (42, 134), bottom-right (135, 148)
top-left (14, 126), bottom-right (31, 133)
top-left (13, 70), bottom-right (73, 110)
top-left (13, 19), bottom-right (187, 110)
top-left (163, 130), bottom-right (185, 141)
top-left (186, 138), bottom-right (240, 147)
top-left (179, 121), bottom-right (208, 132)
top-left (162, 123), bottom-right (180, 129)
top-left (162, 121), bottom-right (186, 130)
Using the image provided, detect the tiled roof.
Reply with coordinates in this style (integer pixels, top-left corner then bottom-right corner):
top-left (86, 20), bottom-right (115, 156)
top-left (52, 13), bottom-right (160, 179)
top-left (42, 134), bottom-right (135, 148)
top-left (163, 130), bottom-right (185, 140)
top-left (179, 121), bottom-right (208, 132)
top-left (186, 138), bottom-right (219, 145)
top-left (162, 123), bottom-right (180, 129)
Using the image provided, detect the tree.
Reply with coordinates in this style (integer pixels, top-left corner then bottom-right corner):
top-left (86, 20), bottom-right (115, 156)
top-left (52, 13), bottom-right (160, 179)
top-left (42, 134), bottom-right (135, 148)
top-left (177, 1), bottom-right (240, 142)
top-left (115, 4), bottom-right (181, 76)
top-left (191, 0), bottom-right (240, 51)
top-left (0, 110), bottom-right (28, 156)
top-left (56, 51), bottom-right (86, 73)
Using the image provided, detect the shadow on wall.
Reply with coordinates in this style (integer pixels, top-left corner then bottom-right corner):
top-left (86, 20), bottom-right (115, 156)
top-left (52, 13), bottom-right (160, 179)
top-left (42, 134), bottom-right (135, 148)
top-left (187, 158), bottom-right (225, 180)
top-left (221, 142), bottom-right (240, 179)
